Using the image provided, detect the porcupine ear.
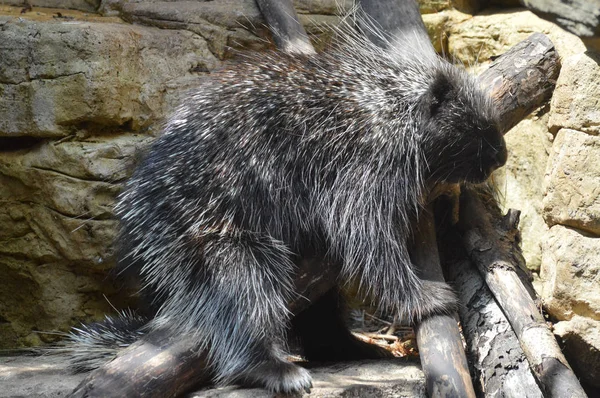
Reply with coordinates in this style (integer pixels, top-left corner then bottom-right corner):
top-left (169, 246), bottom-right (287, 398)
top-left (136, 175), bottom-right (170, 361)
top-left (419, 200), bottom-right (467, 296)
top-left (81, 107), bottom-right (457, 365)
top-left (424, 71), bottom-right (454, 115)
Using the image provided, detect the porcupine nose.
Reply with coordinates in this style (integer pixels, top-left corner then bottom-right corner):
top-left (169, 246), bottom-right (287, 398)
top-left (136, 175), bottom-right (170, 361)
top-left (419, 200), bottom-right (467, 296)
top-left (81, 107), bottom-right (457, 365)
top-left (483, 141), bottom-right (507, 177)
top-left (493, 143), bottom-right (508, 168)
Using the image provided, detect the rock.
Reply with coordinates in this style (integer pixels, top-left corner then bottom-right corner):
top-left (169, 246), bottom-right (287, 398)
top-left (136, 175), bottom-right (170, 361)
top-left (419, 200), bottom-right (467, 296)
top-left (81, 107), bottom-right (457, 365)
top-left (115, 0), bottom-right (268, 60)
top-left (0, 134), bottom-right (151, 347)
top-left (448, 9), bottom-right (587, 66)
top-left (553, 316), bottom-right (600, 388)
top-left (418, 0), bottom-right (481, 14)
top-left (540, 225), bottom-right (600, 322)
top-left (422, 9), bottom-right (471, 54)
top-left (0, 355), bottom-right (85, 398)
top-left (3, 0), bottom-right (100, 13)
top-left (519, 0), bottom-right (600, 38)
top-left (543, 128), bottom-right (600, 236)
top-left (0, 355), bottom-right (426, 398)
top-left (492, 113), bottom-right (552, 271)
top-left (0, 15), bottom-right (217, 137)
top-left (548, 51), bottom-right (600, 135)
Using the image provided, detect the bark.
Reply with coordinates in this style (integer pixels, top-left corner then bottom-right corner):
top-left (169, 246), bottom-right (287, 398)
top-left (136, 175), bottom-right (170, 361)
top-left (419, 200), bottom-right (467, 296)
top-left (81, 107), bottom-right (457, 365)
top-left (412, 210), bottom-right (476, 398)
top-left (457, 188), bottom-right (587, 398)
top-left (440, 215), bottom-right (543, 398)
top-left (254, 0), bottom-right (315, 54)
top-left (478, 31), bottom-right (560, 134)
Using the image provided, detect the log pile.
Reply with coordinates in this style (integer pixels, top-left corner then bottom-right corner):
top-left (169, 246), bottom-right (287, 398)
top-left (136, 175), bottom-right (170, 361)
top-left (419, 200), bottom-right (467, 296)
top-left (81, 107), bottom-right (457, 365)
top-left (69, 1), bottom-right (586, 397)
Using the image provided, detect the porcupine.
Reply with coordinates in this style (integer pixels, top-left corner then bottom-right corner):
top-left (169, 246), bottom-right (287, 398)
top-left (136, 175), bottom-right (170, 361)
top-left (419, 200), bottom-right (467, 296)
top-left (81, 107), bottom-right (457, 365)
top-left (63, 24), bottom-right (507, 394)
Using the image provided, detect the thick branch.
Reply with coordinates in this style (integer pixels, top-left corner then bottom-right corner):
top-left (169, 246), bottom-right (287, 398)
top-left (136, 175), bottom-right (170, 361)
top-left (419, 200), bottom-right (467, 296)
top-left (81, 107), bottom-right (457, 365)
top-left (458, 188), bottom-right (587, 398)
top-left (441, 214), bottom-right (543, 398)
top-left (255, 0), bottom-right (315, 54)
top-left (479, 32), bottom-right (560, 134)
top-left (357, 0), bottom-right (429, 49)
top-left (412, 210), bottom-right (476, 398)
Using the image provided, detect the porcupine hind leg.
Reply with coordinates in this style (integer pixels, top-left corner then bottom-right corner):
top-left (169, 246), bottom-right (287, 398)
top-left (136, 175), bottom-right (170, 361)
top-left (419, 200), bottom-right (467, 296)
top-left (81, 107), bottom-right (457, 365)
top-left (193, 231), bottom-right (312, 394)
top-left (292, 288), bottom-right (393, 361)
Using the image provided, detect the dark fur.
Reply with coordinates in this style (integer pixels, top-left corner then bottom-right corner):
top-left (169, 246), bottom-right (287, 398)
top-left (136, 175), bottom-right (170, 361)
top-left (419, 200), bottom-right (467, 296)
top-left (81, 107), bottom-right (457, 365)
top-left (66, 30), bottom-right (506, 393)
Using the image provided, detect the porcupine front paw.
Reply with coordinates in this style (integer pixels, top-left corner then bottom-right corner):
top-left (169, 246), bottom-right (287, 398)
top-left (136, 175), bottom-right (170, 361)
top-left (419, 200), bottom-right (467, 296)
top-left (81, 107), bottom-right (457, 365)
top-left (241, 359), bottom-right (312, 394)
top-left (412, 280), bottom-right (458, 322)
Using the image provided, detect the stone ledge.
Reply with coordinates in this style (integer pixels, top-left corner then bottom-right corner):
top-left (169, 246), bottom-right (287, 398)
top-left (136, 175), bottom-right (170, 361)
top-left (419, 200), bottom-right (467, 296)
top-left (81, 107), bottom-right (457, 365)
top-left (0, 355), bottom-right (426, 398)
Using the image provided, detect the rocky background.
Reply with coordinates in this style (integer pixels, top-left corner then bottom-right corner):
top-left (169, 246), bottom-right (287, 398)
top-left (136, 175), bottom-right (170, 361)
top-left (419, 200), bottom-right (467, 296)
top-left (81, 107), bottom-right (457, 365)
top-left (1, 0), bottom-right (599, 391)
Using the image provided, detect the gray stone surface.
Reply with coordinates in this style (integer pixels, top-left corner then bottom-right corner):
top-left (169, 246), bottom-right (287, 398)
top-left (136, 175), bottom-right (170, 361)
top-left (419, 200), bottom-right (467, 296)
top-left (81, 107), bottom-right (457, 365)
top-left (0, 355), bottom-right (84, 398)
top-left (448, 8), bottom-right (587, 65)
top-left (0, 355), bottom-right (425, 398)
top-left (521, 0), bottom-right (600, 38)
top-left (554, 316), bottom-right (600, 389)
top-left (0, 15), bottom-right (217, 137)
top-left (540, 225), bottom-right (600, 322)
top-left (548, 51), bottom-right (600, 135)
top-left (3, 0), bottom-right (100, 13)
top-left (492, 113), bottom-right (552, 271)
top-left (543, 129), bottom-right (600, 236)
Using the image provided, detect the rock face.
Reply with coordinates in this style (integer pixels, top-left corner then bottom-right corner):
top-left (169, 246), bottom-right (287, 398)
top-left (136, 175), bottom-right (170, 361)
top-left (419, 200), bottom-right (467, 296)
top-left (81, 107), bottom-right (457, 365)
top-left (492, 114), bottom-right (552, 271)
top-left (519, 0), bottom-right (600, 38)
top-left (553, 316), bottom-right (600, 389)
top-left (540, 226), bottom-right (600, 321)
top-left (3, 0), bottom-right (100, 13)
top-left (548, 52), bottom-right (600, 135)
top-left (0, 17), bottom-right (217, 137)
top-left (448, 8), bottom-right (587, 64)
top-left (543, 128), bottom-right (600, 235)
top-left (536, 14), bottom-right (600, 391)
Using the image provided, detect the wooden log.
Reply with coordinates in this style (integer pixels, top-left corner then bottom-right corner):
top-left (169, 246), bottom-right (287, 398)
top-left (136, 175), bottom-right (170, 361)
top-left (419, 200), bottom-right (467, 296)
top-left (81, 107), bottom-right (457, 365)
top-left (411, 209), bottom-right (476, 398)
top-left (478, 32), bottom-right (560, 134)
top-left (254, 0), bottom-right (315, 54)
top-left (457, 188), bottom-right (587, 398)
top-left (439, 205), bottom-right (543, 398)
